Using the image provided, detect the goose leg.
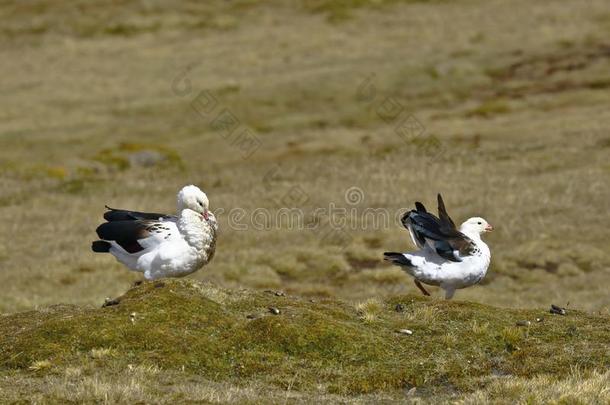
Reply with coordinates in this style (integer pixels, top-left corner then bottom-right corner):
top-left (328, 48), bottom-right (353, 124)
top-left (414, 279), bottom-right (431, 296)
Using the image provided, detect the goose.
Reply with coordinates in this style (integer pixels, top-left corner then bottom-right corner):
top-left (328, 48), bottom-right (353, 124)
top-left (384, 194), bottom-right (492, 299)
top-left (92, 185), bottom-right (217, 280)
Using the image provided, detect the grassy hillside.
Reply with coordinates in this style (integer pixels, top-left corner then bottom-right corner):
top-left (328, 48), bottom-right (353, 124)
top-left (1, 279), bottom-right (608, 402)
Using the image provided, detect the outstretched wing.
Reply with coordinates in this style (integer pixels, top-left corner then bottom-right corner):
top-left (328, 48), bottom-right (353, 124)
top-left (435, 194), bottom-right (477, 260)
top-left (437, 194), bottom-right (456, 229)
top-left (401, 194), bottom-right (476, 262)
top-left (401, 201), bottom-right (440, 249)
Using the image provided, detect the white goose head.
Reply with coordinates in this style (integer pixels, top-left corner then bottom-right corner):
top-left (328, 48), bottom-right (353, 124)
top-left (177, 185), bottom-right (210, 219)
top-left (459, 217), bottom-right (493, 237)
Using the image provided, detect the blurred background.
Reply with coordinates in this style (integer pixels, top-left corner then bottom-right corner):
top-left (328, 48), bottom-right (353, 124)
top-left (0, 0), bottom-right (608, 314)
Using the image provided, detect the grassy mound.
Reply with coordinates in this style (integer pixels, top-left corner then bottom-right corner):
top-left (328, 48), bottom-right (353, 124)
top-left (0, 279), bottom-right (608, 402)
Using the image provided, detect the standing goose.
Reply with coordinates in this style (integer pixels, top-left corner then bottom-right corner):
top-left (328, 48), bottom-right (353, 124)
top-left (384, 194), bottom-right (492, 299)
top-left (92, 185), bottom-right (218, 280)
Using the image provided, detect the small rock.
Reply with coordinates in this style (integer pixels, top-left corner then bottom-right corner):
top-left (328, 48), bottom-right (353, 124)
top-left (309, 299), bottom-right (316, 303)
top-left (154, 281), bottom-right (165, 288)
top-left (132, 280), bottom-right (143, 287)
top-left (536, 317), bottom-right (544, 323)
top-left (268, 307), bottom-right (281, 315)
top-left (397, 329), bottom-right (413, 335)
top-left (128, 150), bottom-right (166, 168)
top-left (516, 320), bottom-right (531, 327)
top-left (102, 298), bottom-right (120, 308)
top-left (264, 290), bottom-right (285, 297)
top-left (395, 303), bottom-right (405, 312)
top-left (246, 314), bottom-right (258, 320)
top-left (130, 312), bottom-right (137, 323)
top-left (550, 304), bottom-right (567, 315)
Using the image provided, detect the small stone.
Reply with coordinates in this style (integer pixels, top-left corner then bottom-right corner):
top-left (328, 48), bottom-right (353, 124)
top-left (397, 329), bottom-right (413, 335)
top-left (268, 307), bottom-right (281, 315)
top-left (264, 290), bottom-right (285, 297)
top-left (516, 320), bottom-right (531, 327)
top-left (102, 298), bottom-right (120, 308)
top-left (246, 314), bottom-right (258, 320)
top-left (154, 282), bottom-right (165, 288)
top-left (550, 304), bottom-right (567, 315)
top-left (536, 317), bottom-right (544, 323)
top-left (130, 312), bottom-right (137, 323)
top-left (128, 150), bottom-right (166, 167)
top-left (395, 304), bottom-right (405, 312)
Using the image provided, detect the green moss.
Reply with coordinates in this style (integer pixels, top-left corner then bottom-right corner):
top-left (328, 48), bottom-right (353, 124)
top-left (91, 142), bottom-right (184, 171)
top-left (44, 166), bottom-right (68, 180)
top-left (92, 148), bottom-right (130, 171)
top-left (301, 0), bottom-right (442, 22)
top-left (0, 279), bottom-right (608, 397)
top-left (466, 99), bottom-right (511, 118)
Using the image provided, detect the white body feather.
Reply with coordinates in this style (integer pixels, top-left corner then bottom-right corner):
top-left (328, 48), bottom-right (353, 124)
top-left (399, 231), bottom-right (491, 299)
top-left (108, 210), bottom-right (217, 280)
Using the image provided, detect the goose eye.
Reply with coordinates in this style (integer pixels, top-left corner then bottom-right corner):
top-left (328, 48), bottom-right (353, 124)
top-left (477, 221), bottom-right (482, 225)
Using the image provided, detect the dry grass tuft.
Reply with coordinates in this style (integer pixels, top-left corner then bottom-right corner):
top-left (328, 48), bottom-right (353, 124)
top-left (127, 364), bottom-right (161, 376)
top-left (403, 305), bottom-right (441, 323)
top-left (470, 319), bottom-right (490, 335)
top-left (440, 332), bottom-right (458, 347)
top-left (355, 298), bottom-right (383, 323)
top-left (500, 327), bottom-right (525, 352)
top-left (28, 360), bottom-right (52, 371)
top-left (64, 367), bottom-right (82, 378)
top-left (90, 348), bottom-right (116, 359)
top-left (460, 369), bottom-right (610, 404)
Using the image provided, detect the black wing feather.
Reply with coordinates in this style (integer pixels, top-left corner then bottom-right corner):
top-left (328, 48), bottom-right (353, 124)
top-left (434, 240), bottom-right (463, 262)
top-left (437, 194), bottom-right (456, 229)
top-left (402, 210), bottom-right (446, 242)
top-left (414, 202), bottom-right (427, 213)
top-left (400, 194), bottom-right (477, 262)
top-left (96, 220), bottom-right (152, 253)
top-left (103, 206), bottom-right (171, 222)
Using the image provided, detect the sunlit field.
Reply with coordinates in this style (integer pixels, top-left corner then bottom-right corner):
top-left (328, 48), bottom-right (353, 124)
top-left (1, 0), bottom-right (609, 402)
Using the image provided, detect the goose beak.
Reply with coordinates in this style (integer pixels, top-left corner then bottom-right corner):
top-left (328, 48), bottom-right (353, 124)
top-left (202, 211), bottom-right (209, 220)
top-left (485, 224), bottom-right (494, 232)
